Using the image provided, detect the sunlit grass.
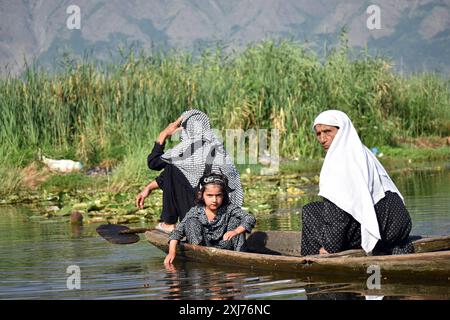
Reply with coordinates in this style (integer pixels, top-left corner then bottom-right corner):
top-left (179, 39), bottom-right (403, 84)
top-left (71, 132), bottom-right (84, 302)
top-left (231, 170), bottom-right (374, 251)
top-left (0, 38), bottom-right (449, 195)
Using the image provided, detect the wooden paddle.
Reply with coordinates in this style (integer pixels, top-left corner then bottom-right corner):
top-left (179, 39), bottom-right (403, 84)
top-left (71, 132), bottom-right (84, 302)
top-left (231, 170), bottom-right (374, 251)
top-left (96, 224), bottom-right (156, 244)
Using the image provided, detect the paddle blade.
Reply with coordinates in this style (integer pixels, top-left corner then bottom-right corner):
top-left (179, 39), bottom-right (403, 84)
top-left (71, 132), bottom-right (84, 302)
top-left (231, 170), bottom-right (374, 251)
top-left (96, 224), bottom-right (140, 244)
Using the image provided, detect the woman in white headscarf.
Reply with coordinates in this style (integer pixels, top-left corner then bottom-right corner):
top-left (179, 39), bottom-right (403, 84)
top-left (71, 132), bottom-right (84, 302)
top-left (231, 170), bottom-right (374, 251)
top-left (136, 109), bottom-right (244, 233)
top-left (300, 110), bottom-right (413, 256)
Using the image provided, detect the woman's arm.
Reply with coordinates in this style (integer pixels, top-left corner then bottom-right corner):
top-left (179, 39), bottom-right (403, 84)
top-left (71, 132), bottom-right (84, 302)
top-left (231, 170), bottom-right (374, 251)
top-left (147, 117), bottom-right (184, 170)
top-left (135, 180), bottom-right (160, 209)
top-left (147, 142), bottom-right (167, 170)
top-left (157, 117), bottom-right (183, 144)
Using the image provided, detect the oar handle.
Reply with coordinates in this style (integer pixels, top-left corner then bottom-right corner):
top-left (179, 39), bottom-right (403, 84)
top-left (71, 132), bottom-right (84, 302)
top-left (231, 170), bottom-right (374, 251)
top-left (119, 228), bottom-right (152, 235)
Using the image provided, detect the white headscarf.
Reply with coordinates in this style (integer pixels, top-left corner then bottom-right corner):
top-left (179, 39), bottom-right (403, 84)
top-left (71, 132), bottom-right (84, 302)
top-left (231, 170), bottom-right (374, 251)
top-left (161, 109), bottom-right (244, 207)
top-left (313, 110), bottom-right (403, 253)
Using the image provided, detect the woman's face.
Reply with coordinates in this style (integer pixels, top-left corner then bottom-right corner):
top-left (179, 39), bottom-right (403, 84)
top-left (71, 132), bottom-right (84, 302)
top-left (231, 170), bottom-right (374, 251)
top-left (314, 124), bottom-right (339, 152)
top-left (202, 184), bottom-right (224, 212)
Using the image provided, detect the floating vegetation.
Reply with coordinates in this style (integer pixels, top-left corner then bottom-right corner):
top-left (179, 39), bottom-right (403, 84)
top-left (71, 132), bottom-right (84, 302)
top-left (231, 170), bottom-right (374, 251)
top-left (2, 171), bottom-right (323, 224)
top-left (1, 35), bottom-right (448, 221)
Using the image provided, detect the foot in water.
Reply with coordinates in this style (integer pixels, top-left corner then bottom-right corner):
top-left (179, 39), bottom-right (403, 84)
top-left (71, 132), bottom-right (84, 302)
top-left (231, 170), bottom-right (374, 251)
top-left (156, 222), bottom-right (175, 233)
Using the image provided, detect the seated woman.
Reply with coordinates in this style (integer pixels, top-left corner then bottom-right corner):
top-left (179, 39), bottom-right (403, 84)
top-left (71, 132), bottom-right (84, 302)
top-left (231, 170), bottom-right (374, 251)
top-left (135, 109), bottom-right (244, 233)
top-left (164, 173), bottom-right (256, 265)
top-left (301, 110), bottom-right (413, 256)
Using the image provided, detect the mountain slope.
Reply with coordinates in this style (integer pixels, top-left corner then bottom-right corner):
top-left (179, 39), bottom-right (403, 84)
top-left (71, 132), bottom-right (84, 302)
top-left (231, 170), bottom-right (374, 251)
top-left (1, 0), bottom-right (449, 75)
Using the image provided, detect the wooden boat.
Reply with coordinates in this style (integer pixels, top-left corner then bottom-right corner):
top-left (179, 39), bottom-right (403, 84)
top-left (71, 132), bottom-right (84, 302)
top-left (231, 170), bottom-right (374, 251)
top-left (145, 230), bottom-right (450, 282)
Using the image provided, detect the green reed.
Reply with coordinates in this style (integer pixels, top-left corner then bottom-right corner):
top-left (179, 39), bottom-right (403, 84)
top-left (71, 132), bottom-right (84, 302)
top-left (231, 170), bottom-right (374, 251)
top-left (0, 39), bottom-right (448, 187)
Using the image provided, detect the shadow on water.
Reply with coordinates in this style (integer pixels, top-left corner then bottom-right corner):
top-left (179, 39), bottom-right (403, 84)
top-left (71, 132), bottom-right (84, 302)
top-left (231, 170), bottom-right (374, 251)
top-left (0, 168), bottom-right (449, 300)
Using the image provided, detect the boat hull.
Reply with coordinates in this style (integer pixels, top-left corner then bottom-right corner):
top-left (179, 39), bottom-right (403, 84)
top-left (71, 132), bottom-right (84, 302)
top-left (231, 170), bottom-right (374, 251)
top-left (145, 230), bottom-right (450, 282)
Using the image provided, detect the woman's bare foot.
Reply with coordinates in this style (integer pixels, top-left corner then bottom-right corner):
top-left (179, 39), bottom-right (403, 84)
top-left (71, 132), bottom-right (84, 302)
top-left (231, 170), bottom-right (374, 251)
top-left (156, 222), bottom-right (175, 233)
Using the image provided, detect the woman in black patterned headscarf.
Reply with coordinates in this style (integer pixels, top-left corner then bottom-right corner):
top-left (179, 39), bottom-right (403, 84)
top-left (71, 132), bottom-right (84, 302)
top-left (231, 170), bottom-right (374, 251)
top-left (136, 109), bottom-right (244, 233)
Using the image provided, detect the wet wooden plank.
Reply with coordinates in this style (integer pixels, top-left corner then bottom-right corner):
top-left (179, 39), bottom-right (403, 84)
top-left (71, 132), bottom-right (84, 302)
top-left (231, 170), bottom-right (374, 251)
top-left (413, 235), bottom-right (450, 253)
top-left (245, 231), bottom-right (450, 257)
top-left (145, 230), bottom-right (450, 281)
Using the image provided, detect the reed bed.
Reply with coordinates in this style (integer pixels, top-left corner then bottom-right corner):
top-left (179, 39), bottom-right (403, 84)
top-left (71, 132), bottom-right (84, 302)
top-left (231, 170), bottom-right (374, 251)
top-left (0, 39), bottom-right (449, 194)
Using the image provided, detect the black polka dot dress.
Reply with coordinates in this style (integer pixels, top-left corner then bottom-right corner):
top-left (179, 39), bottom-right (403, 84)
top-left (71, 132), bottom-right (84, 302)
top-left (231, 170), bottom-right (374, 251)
top-left (301, 191), bottom-right (413, 256)
top-left (169, 203), bottom-right (256, 252)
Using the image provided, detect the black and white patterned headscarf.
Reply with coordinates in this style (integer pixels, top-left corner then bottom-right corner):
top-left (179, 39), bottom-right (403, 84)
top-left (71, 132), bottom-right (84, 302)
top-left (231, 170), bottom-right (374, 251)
top-left (161, 109), bottom-right (244, 206)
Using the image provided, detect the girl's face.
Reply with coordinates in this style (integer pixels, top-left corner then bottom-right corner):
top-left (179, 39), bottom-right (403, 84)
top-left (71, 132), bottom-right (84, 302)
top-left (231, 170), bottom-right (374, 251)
top-left (202, 184), bottom-right (224, 212)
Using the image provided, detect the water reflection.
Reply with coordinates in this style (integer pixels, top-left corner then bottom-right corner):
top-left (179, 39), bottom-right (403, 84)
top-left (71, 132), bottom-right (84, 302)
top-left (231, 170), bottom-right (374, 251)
top-left (70, 225), bottom-right (83, 239)
top-left (155, 262), bottom-right (309, 300)
top-left (399, 170), bottom-right (450, 236)
top-left (0, 168), bottom-right (449, 300)
top-left (159, 263), bottom-right (240, 300)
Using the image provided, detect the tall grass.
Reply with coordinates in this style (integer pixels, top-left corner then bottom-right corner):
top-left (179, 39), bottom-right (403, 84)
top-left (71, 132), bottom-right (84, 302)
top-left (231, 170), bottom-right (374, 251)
top-left (0, 38), bottom-right (449, 179)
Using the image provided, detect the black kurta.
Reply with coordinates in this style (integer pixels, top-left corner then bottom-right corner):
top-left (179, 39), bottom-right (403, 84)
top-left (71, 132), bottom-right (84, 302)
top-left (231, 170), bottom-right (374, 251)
top-left (168, 203), bottom-right (256, 252)
top-left (300, 191), bottom-right (413, 256)
top-left (147, 142), bottom-right (196, 224)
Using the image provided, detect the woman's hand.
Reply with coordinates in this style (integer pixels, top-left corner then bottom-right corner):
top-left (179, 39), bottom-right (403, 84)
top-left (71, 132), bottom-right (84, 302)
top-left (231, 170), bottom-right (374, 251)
top-left (157, 117), bottom-right (183, 144)
top-left (135, 181), bottom-right (159, 209)
top-left (135, 187), bottom-right (151, 209)
top-left (319, 247), bottom-right (329, 255)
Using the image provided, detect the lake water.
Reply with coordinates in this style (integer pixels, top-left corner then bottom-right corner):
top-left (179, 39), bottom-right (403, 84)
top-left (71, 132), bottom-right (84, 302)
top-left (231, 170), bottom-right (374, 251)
top-left (0, 168), bottom-right (449, 300)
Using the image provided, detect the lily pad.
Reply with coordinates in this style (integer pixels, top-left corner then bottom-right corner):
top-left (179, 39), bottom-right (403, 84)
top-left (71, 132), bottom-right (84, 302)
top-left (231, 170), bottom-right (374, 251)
top-left (54, 206), bottom-right (73, 217)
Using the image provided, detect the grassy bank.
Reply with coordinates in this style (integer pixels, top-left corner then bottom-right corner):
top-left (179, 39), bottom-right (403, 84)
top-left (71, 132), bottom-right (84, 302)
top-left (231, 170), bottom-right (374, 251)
top-left (1, 146), bottom-right (448, 226)
top-left (0, 38), bottom-right (449, 200)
